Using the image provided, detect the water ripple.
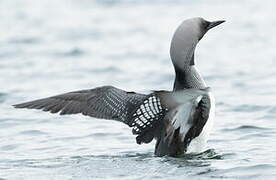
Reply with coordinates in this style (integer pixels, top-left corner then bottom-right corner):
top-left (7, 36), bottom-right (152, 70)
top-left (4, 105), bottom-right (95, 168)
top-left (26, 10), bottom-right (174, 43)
top-left (0, 92), bottom-right (8, 103)
top-left (8, 37), bottom-right (41, 44)
top-left (0, 144), bottom-right (20, 151)
top-left (51, 48), bottom-right (85, 57)
top-left (19, 130), bottom-right (48, 135)
top-left (223, 125), bottom-right (272, 132)
top-left (230, 104), bottom-right (270, 112)
top-left (1, 0), bottom-right (276, 179)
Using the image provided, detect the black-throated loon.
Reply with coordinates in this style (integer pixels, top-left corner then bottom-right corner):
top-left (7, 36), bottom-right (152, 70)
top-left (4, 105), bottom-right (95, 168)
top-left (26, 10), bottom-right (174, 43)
top-left (14, 17), bottom-right (225, 157)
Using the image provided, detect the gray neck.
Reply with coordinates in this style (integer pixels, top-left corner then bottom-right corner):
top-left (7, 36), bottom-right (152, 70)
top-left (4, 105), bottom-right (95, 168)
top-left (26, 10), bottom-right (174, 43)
top-left (173, 65), bottom-right (206, 91)
top-left (170, 24), bottom-right (206, 91)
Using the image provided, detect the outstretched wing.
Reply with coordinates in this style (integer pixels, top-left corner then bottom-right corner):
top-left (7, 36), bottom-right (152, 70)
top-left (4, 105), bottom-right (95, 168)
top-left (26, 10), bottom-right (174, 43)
top-left (14, 86), bottom-right (211, 147)
top-left (13, 86), bottom-right (148, 126)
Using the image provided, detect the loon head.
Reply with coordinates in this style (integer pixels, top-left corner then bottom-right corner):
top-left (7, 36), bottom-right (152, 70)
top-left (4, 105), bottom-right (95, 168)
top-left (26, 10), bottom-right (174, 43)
top-left (170, 17), bottom-right (225, 68)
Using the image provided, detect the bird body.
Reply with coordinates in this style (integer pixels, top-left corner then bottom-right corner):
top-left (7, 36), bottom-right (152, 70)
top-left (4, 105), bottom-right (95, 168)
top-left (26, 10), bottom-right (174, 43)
top-left (14, 17), bottom-right (224, 157)
top-left (187, 91), bottom-right (215, 153)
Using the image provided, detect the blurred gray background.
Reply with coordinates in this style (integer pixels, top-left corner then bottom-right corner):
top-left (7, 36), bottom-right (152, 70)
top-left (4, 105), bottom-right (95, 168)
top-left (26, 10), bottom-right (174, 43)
top-left (1, 0), bottom-right (276, 179)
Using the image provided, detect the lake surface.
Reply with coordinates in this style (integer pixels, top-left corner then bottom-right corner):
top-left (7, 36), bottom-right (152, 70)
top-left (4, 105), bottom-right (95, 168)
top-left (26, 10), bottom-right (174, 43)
top-left (1, 0), bottom-right (276, 179)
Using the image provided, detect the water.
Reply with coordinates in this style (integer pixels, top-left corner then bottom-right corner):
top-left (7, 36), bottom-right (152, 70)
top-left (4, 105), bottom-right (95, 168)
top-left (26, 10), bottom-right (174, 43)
top-left (1, 0), bottom-right (276, 179)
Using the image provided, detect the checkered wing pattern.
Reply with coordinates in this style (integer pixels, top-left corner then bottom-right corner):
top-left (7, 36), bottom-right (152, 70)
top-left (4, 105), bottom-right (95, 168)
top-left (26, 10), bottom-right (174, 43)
top-left (129, 94), bottom-right (167, 135)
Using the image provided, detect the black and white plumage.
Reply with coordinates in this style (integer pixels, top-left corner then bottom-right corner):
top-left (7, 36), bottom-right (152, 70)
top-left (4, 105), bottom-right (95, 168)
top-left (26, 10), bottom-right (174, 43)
top-left (13, 17), bottom-right (224, 157)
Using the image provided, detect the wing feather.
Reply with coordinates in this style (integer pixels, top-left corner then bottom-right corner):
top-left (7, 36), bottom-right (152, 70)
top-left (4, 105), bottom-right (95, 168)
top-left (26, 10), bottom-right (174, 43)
top-left (14, 85), bottom-right (211, 147)
top-left (14, 86), bottom-right (147, 126)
